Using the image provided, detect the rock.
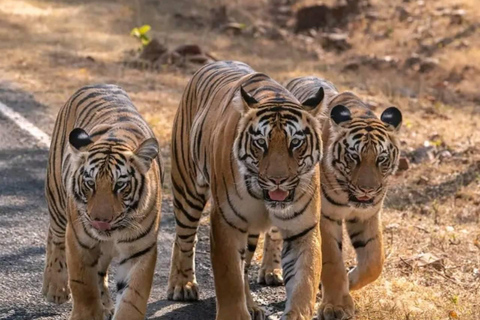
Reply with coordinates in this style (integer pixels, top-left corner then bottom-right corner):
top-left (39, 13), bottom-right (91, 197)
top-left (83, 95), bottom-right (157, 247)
top-left (410, 146), bottom-right (436, 164)
top-left (419, 57), bottom-right (439, 73)
top-left (385, 223), bottom-right (400, 231)
top-left (173, 12), bottom-right (206, 28)
top-left (210, 5), bottom-right (230, 29)
top-left (319, 33), bottom-right (352, 51)
top-left (222, 22), bottom-right (245, 36)
top-left (398, 157), bottom-right (410, 171)
top-left (294, 0), bottom-right (362, 32)
top-left (171, 44), bottom-right (216, 65)
top-left (450, 9), bottom-right (466, 25)
top-left (414, 252), bottom-right (444, 270)
top-left (396, 6), bottom-right (410, 21)
top-left (417, 175), bottom-right (430, 185)
top-left (420, 205), bottom-right (431, 215)
top-left (343, 61), bottom-right (360, 71)
top-left (186, 55), bottom-right (211, 64)
top-left (139, 38), bottom-right (168, 62)
top-left (404, 53), bottom-right (422, 69)
top-left (173, 44), bottom-right (203, 56)
top-left (404, 54), bottom-right (440, 73)
top-left (438, 150), bottom-right (452, 161)
top-left (344, 55), bottom-right (398, 71)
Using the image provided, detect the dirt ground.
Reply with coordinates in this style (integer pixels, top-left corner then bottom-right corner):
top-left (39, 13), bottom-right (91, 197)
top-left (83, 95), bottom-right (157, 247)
top-left (0, 0), bottom-right (479, 319)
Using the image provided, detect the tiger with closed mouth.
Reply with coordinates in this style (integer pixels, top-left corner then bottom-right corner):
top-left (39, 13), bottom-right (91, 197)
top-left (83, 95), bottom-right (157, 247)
top-left (167, 61), bottom-right (325, 320)
top-left (250, 76), bottom-right (402, 319)
top-left (42, 84), bottom-right (163, 320)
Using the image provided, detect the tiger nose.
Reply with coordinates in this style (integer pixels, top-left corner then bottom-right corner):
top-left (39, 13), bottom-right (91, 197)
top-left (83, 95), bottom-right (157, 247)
top-left (359, 186), bottom-right (375, 193)
top-left (270, 177), bottom-right (288, 185)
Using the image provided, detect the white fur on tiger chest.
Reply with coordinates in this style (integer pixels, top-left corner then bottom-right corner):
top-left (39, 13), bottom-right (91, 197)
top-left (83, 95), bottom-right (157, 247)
top-left (220, 183), bottom-right (271, 233)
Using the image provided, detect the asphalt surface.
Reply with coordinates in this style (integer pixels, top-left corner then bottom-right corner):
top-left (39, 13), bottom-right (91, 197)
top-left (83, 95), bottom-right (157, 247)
top-left (0, 84), bottom-right (285, 320)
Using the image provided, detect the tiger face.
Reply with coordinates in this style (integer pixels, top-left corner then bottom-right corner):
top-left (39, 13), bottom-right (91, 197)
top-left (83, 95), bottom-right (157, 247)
top-left (326, 101), bottom-right (402, 207)
top-left (233, 86), bottom-right (324, 212)
top-left (66, 128), bottom-right (159, 239)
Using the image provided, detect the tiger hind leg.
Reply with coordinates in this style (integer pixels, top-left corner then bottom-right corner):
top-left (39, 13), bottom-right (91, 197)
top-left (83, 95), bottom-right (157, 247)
top-left (167, 178), bottom-right (207, 301)
top-left (257, 227), bottom-right (283, 286)
top-left (42, 222), bottom-right (70, 304)
top-left (346, 214), bottom-right (384, 290)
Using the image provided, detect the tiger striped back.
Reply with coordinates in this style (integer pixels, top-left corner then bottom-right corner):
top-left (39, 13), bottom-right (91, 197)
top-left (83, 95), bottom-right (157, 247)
top-left (286, 76), bottom-right (338, 114)
top-left (42, 84), bottom-right (163, 320)
top-left (168, 61), bottom-right (325, 319)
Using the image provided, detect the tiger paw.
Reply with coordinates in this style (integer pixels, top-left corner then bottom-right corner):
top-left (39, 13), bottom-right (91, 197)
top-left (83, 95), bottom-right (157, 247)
top-left (281, 309), bottom-right (311, 320)
top-left (248, 304), bottom-right (265, 320)
top-left (167, 280), bottom-right (199, 301)
top-left (257, 267), bottom-right (283, 286)
top-left (69, 308), bottom-right (104, 320)
top-left (103, 307), bottom-right (114, 320)
top-left (217, 309), bottom-right (251, 320)
top-left (100, 288), bottom-right (114, 315)
top-left (318, 299), bottom-right (355, 320)
top-left (42, 267), bottom-right (70, 304)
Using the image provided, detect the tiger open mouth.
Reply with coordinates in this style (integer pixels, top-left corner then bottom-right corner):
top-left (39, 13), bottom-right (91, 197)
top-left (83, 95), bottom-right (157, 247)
top-left (349, 195), bottom-right (374, 204)
top-left (263, 189), bottom-right (295, 202)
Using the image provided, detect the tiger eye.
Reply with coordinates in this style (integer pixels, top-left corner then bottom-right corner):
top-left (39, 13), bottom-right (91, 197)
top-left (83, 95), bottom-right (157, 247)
top-left (291, 138), bottom-right (301, 147)
top-left (256, 138), bottom-right (267, 146)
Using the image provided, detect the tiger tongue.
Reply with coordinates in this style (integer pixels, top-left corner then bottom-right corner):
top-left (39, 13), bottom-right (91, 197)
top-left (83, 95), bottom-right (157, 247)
top-left (268, 189), bottom-right (289, 201)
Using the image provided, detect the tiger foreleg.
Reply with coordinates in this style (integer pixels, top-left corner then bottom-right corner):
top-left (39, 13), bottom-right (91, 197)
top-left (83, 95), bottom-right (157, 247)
top-left (167, 182), bottom-right (205, 302)
top-left (97, 244), bottom-right (114, 318)
top-left (211, 208), bottom-right (253, 320)
top-left (244, 233), bottom-right (265, 319)
top-left (113, 241), bottom-right (157, 320)
top-left (167, 217), bottom-right (202, 301)
top-left (258, 227), bottom-right (283, 286)
top-left (66, 223), bottom-right (104, 320)
top-left (318, 213), bottom-right (354, 320)
top-left (43, 225), bottom-right (70, 304)
top-left (346, 213), bottom-right (384, 291)
top-left (280, 223), bottom-right (321, 320)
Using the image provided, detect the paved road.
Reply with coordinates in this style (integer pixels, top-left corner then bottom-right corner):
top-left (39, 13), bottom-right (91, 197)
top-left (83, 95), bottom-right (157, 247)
top-left (0, 84), bottom-right (285, 320)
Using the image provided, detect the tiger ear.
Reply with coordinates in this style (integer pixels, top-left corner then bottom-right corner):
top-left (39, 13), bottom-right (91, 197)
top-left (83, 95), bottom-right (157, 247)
top-left (330, 105), bottom-right (352, 126)
top-left (233, 86), bottom-right (258, 114)
top-left (69, 128), bottom-right (93, 152)
top-left (381, 106), bottom-right (402, 132)
top-left (301, 87), bottom-right (324, 116)
top-left (133, 138), bottom-right (159, 171)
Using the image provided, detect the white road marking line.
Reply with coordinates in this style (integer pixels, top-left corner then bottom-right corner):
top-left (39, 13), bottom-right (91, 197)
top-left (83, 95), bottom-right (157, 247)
top-left (0, 101), bottom-right (51, 148)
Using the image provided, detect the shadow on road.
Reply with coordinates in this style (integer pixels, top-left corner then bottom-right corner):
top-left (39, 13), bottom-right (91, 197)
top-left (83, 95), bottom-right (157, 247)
top-left (147, 297), bottom-right (216, 320)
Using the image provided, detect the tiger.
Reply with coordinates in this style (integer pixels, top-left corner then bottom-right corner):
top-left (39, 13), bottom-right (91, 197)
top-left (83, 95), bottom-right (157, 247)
top-left (42, 84), bottom-right (163, 320)
top-left (167, 61), bottom-right (325, 320)
top-left (251, 76), bottom-right (402, 320)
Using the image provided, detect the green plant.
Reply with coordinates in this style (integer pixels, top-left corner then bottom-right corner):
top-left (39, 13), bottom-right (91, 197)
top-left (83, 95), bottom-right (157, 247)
top-left (130, 25), bottom-right (152, 46)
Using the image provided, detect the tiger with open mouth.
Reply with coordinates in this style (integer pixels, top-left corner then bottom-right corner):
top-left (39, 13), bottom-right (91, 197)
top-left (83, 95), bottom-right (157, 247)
top-left (167, 61), bottom-right (325, 320)
top-left (250, 76), bottom-right (402, 319)
top-left (42, 84), bottom-right (163, 320)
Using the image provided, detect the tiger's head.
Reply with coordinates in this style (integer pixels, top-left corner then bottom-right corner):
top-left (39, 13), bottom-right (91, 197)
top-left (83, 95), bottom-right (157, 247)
top-left (232, 85), bottom-right (324, 212)
top-left (66, 128), bottom-right (159, 238)
top-left (325, 92), bottom-right (402, 207)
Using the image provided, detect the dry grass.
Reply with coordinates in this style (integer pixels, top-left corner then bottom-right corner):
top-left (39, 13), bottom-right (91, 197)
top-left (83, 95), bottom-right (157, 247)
top-left (0, 0), bottom-right (479, 319)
